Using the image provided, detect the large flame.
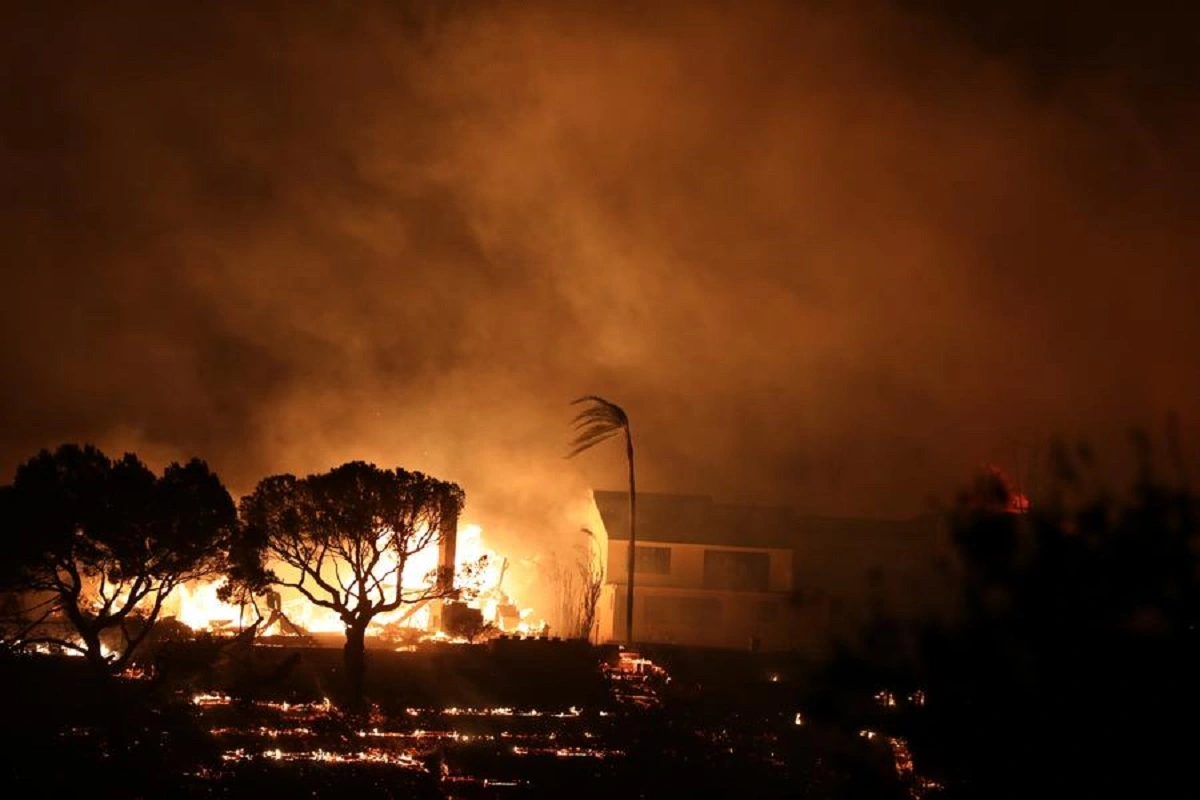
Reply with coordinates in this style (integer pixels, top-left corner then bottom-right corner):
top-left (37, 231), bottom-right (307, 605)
top-left (166, 523), bottom-right (543, 640)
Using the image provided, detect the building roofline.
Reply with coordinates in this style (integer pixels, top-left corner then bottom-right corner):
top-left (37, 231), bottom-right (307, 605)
top-left (591, 488), bottom-right (940, 547)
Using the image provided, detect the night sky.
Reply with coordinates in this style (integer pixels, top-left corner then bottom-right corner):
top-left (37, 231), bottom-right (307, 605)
top-left (3, 1), bottom-right (1199, 550)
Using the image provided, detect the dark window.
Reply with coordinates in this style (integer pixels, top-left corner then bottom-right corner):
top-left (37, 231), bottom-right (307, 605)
top-left (703, 549), bottom-right (770, 591)
top-left (634, 545), bottom-right (672, 575)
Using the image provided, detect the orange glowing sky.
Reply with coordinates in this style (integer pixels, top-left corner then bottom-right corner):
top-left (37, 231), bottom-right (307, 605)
top-left (2, 0), bottom-right (1198, 549)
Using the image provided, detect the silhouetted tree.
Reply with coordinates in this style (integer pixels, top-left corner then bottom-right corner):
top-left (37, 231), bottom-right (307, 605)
top-left (240, 461), bottom-right (466, 710)
top-left (550, 529), bottom-right (604, 640)
top-left (552, 552), bottom-right (580, 640)
top-left (577, 528), bottom-right (605, 640)
top-left (0, 444), bottom-right (236, 677)
top-left (214, 498), bottom-right (274, 631)
top-left (568, 395), bottom-right (636, 642)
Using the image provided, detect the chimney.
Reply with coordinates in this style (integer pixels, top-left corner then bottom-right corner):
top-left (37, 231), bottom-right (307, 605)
top-left (436, 503), bottom-right (459, 596)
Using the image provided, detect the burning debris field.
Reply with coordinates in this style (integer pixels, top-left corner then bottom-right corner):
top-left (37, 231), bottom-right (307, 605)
top-left (193, 689), bottom-right (628, 796)
top-left (165, 520), bottom-right (548, 647)
top-left (0, 639), bottom-right (935, 799)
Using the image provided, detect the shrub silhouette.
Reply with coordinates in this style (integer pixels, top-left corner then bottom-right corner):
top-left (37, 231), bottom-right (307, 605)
top-left (901, 434), bottom-right (1200, 796)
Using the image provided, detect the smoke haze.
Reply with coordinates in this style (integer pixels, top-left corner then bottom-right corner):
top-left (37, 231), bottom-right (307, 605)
top-left (3, 0), bottom-right (1199, 569)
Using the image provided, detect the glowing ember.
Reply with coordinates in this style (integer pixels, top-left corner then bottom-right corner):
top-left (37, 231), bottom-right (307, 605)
top-left (222, 748), bottom-right (425, 768)
top-left (510, 745), bottom-right (623, 759)
top-left (192, 692), bottom-right (231, 706)
top-left (859, 727), bottom-right (942, 798)
top-left (210, 726), bottom-right (316, 738)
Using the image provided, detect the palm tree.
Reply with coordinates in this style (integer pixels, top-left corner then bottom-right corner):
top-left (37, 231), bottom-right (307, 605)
top-left (567, 396), bottom-right (637, 644)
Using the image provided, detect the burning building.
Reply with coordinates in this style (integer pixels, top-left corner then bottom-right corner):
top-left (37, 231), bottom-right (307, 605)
top-left (166, 520), bottom-right (545, 646)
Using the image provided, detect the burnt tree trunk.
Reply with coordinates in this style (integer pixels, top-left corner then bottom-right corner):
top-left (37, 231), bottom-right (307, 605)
top-left (67, 610), bottom-right (113, 680)
top-left (343, 621), bottom-right (369, 711)
top-left (83, 630), bottom-right (109, 676)
top-left (60, 598), bottom-right (108, 677)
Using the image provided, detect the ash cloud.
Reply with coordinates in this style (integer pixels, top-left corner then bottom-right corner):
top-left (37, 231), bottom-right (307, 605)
top-left (2, 0), bottom-right (1199, 569)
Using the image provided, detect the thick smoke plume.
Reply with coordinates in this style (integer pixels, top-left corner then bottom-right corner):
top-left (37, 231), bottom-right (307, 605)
top-left (3, 0), bottom-right (1199, 585)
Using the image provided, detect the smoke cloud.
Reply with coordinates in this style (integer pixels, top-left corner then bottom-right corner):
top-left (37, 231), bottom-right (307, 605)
top-left (3, 0), bottom-right (1199, 581)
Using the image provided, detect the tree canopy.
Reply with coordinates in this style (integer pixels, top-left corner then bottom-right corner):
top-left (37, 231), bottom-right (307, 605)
top-left (240, 460), bottom-right (467, 707)
top-left (0, 444), bottom-right (237, 675)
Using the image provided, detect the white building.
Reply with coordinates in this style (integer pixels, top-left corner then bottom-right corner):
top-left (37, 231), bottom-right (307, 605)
top-left (590, 490), bottom-right (948, 652)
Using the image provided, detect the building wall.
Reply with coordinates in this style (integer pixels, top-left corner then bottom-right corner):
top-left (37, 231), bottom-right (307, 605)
top-left (599, 539), bottom-right (793, 650)
top-left (599, 584), bottom-right (795, 650)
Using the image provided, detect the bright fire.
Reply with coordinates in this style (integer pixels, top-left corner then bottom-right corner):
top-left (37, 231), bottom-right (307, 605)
top-left (166, 524), bottom-right (545, 642)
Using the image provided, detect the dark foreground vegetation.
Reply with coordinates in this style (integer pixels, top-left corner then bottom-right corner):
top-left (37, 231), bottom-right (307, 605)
top-left (824, 434), bottom-right (1200, 797)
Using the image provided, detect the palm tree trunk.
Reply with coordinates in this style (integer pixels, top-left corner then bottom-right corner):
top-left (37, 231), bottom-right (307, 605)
top-left (625, 427), bottom-right (636, 645)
